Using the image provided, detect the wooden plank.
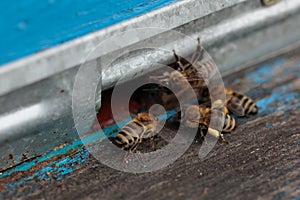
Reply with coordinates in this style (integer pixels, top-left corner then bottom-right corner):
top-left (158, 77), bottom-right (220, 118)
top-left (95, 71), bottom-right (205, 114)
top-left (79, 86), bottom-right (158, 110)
top-left (1, 47), bottom-right (300, 199)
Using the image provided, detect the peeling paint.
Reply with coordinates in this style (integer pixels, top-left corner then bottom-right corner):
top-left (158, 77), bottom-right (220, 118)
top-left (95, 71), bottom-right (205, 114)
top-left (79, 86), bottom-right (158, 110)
top-left (246, 59), bottom-right (286, 84)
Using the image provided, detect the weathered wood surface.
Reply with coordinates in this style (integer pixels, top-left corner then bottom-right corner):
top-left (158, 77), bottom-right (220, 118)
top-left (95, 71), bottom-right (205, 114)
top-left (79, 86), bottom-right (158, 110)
top-left (1, 48), bottom-right (300, 200)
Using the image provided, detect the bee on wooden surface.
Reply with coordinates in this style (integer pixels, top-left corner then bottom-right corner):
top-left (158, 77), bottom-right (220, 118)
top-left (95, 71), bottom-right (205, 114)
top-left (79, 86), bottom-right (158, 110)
top-left (180, 104), bottom-right (237, 143)
top-left (225, 88), bottom-right (258, 116)
top-left (150, 38), bottom-right (216, 106)
top-left (172, 38), bottom-right (217, 86)
top-left (150, 38), bottom-right (212, 88)
top-left (207, 85), bottom-right (258, 117)
top-left (149, 70), bottom-right (202, 107)
top-left (113, 113), bottom-right (158, 152)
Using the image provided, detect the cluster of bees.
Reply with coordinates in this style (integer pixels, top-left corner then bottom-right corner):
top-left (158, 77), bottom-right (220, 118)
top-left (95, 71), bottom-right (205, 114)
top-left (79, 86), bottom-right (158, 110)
top-left (112, 38), bottom-right (258, 152)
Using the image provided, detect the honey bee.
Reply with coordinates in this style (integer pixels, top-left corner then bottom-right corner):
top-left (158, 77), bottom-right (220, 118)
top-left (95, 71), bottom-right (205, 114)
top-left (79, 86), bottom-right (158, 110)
top-left (150, 38), bottom-right (216, 105)
top-left (173, 39), bottom-right (259, 117)
top-left (171, 39), bottom-right (258, 117)
top-left (225, 88), bottom-right (258, 116)
top-left (207, 85), bottom-right (258, 117)
top-left (180, 104), bottom-right (237, 143)
top-left (197, 85), bottom-right (258, 117)
top-left (172, 38), bottom-right (217, 86)
top-left (113, 113), bottom-right (158, 152)
top-left (151, 38), bottom-right (207, 86)
top-left (149, 70), bottom-right (201, 107)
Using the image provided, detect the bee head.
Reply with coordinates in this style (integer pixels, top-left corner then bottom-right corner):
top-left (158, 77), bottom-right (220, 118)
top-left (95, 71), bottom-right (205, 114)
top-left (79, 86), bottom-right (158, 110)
top-left (183, 105), bottom-right (201, 128)
top-left (186, 105), bottom-right (201, 119)
top-left (136, 113), bottom-right (152, 125)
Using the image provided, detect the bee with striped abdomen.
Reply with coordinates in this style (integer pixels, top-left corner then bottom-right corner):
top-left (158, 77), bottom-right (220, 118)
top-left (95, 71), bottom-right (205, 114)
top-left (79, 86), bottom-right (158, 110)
top-left (172, 38), bottom-right (217, 86)
top-left (205, 85), bottom-right (258, 117)
top-left (225, 88), bottom-right (258, 116)
top-left (149, 38), bottom-right (213, 105)
top-left (151, 38), bottom-right (212, 88)
top-left (180, 104), bottom-right (237, 143)
top-left (113, 113), bottom-right (158, 152)
top-left (171, 38), bottom-right (258, 117)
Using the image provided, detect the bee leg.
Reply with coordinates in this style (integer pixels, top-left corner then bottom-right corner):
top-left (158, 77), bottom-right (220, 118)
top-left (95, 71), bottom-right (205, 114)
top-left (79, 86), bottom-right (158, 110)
top-left (173, 49), bottom-right (180, 62)
top-left (129, 143), bottom-right (139, 153)
top-left (122, 149), bottom-right (140, 164)
top-left (150, 137), bottom-right (156, 151)
top-left (172, 50), bottom-right (190, 73)
top-left (219, 134), bottom-right (229, 144)
top-left (207, 128), bottom-right (229, 144)
top-left (200, 129), bottom-right (207, 144)
top-left (122, 152), bottom-right (130, 164)
top-left (175, 110), bottom-right (181, 122)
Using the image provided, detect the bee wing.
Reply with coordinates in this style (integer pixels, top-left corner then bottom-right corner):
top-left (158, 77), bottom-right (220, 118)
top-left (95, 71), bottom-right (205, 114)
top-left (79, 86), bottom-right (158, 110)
top-left (227, 96), bottom-right (245, 116)
top-left (210, 109), bottom-right (226, 131)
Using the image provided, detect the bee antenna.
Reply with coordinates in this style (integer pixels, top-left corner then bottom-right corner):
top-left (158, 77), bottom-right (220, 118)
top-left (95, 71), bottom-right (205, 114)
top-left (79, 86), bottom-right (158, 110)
top-left (173, 49), bottom-right (180, 62)
top-left (197, 37), bottom-right (201, 45)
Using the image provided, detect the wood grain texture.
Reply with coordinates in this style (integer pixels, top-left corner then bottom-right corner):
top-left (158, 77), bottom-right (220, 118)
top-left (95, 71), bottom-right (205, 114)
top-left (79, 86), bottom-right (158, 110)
top-left (1, 47), bottom-right (300, 200)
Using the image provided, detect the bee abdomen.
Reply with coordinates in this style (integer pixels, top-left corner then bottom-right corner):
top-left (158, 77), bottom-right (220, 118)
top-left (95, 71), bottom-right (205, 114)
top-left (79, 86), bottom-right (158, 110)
top-left (234, 92), bottom-right (258, 116)
top-left (114, 121), bottom-right (142, 149)
top-left (114, 131), bottom-right (134, 149)
top-left (223, 114), bottom-right (236, 132)
top-left (244, 99), bottom-right (258, 115)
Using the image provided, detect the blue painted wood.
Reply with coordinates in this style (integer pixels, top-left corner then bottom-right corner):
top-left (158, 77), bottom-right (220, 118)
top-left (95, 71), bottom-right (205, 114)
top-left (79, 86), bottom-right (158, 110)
top-left (0, 0), bottom-right (176, 65)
